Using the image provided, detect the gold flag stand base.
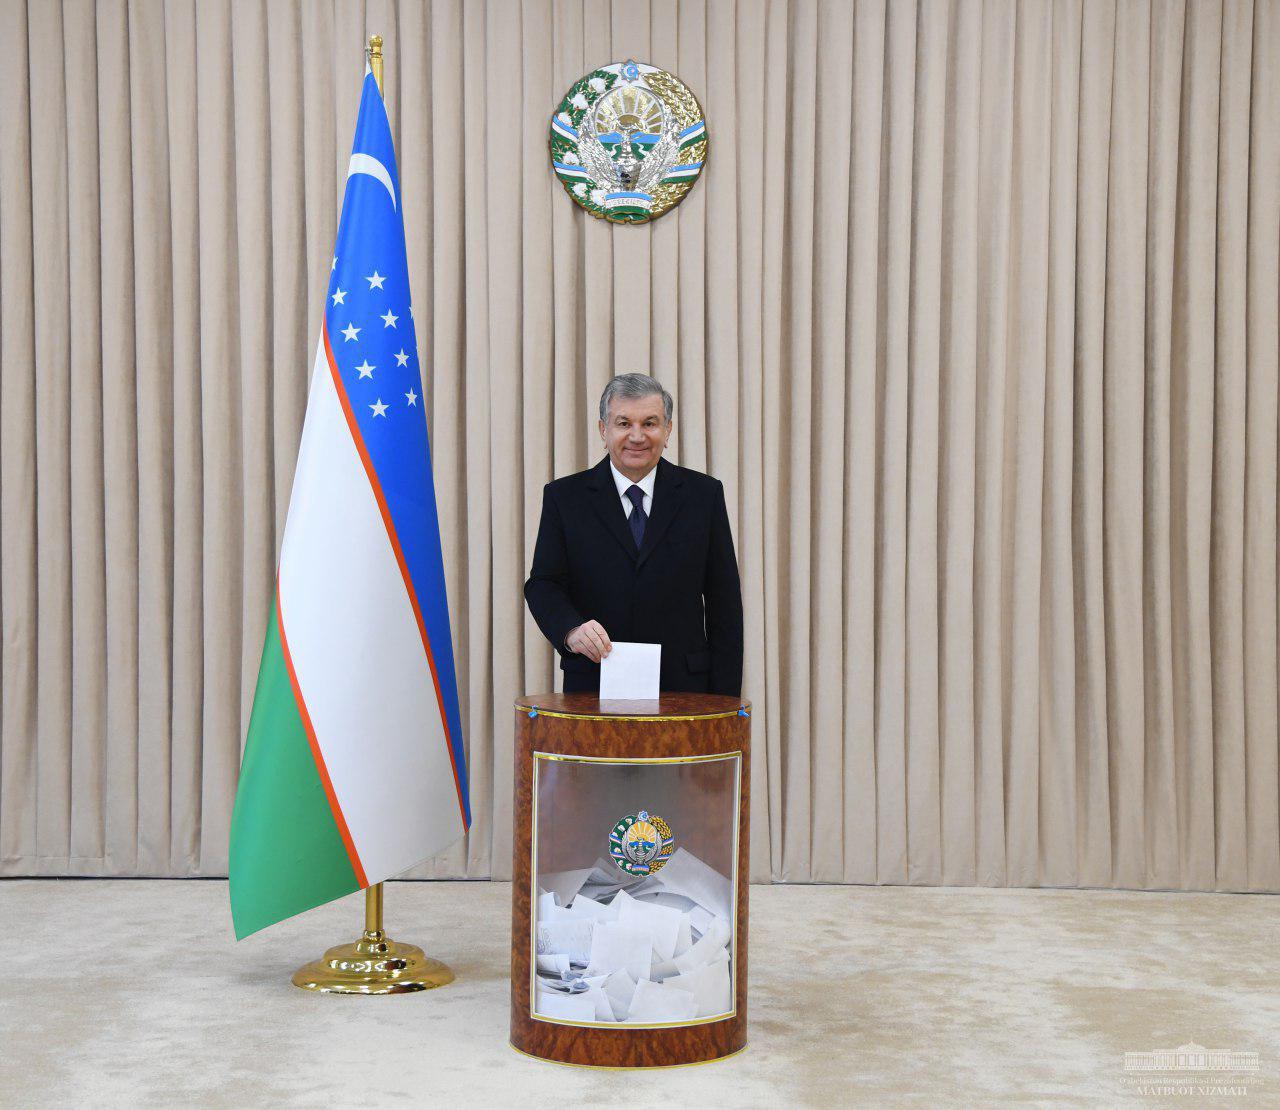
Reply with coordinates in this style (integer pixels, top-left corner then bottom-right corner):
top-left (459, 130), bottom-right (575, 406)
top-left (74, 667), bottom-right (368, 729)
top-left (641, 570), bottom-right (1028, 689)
top-left (290, 936), bottom-right (454, 995)
top-left (292, 882), bottom-right (454, 995)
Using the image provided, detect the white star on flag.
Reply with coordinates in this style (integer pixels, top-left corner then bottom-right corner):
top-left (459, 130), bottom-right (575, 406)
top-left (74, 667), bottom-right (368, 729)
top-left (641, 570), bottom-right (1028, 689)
top-left (331, 288), bottom-right (346, 305)
top-left (394, 349), bottom-right (409, 367)
top-left (356, 360), bottom-right (375, 379)
top-left (370, 398), bottom-right (388, 417)
top-left (331, 255), bottom-right (337, 270)
top-left (366, 271), bottom-right (386, 290)
top-left (342, 322), bottom-right (360, 342)
top-left (381, 310), bottom-right (398, 329)
top-left (405, 389), bottom-right (418, 406)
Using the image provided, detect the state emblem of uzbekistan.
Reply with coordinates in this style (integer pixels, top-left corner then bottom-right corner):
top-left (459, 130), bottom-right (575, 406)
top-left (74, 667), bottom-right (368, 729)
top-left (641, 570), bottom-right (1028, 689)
top-left (549, 59), bottom-right (707, 224)
top-left (609, 809), bottom-right (676, 875)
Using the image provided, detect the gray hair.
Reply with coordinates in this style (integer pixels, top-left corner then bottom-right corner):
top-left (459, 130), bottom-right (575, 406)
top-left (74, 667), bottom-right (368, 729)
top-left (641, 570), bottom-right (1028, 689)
top-left (598, 373), bottom-right (674, 424)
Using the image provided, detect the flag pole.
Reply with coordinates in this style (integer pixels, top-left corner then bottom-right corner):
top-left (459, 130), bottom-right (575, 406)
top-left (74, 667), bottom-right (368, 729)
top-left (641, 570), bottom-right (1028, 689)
top-left (368, 32), bottom-right (384, 95)
top-left (291, 34), bottom-right (455, 995)
top-left (362, 27), bottom-right (388, 965)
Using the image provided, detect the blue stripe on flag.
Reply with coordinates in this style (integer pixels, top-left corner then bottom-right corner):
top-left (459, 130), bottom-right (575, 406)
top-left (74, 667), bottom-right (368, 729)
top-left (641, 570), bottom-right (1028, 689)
top-left (323, 70), bottom-right (471, 825)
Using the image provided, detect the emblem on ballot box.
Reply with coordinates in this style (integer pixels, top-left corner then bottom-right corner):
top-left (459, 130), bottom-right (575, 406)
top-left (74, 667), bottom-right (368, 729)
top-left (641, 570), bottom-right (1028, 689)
top-left (609, 810), bottom-right (675, 875)
top-left (549, 59), bottom-right (707, 224)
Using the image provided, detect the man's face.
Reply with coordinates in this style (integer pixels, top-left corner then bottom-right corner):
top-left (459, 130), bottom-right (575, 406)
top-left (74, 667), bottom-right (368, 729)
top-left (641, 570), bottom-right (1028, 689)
top-left (599, 393), bottom-right (672, 481)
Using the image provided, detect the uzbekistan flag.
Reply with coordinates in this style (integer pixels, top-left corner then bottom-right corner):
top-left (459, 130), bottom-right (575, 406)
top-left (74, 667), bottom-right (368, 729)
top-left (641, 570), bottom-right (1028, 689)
top-left (229, 67), bottom-right (470, 939)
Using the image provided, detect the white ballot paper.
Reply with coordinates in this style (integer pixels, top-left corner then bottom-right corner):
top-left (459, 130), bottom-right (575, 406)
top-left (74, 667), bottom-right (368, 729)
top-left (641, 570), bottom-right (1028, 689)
top-left (536, 991), bottom-right (595, 1022)
top-left (599, 641), bottom-right (661, 700)
top-left (585, 921), bottom-right (652, 984)
top-left (536, 920), bottom-right (594, 965)
top-left (627, 979), bottom-right (699, 1023)
top-left (603, 970), bottom-right (639, 1021)
top-left (537, 890), bottom-right (567, 924)
top-left (673, 916), bottom-right (693, 958)
top-left (535, 953), bottom-right (570, 976)
top-left (583, 983), bottom-right (614, 1021)
top-left (653, 847), bottom-right (733, 921)
top-left (566, 892), bottom-right (619, 922)
top-left (635, 890), bottom-right (700, 915)
top-left (532, 848), bottom-right (735, 1025)
top-left (664, 958), bottom-right (732, 1018)
top-left (537, 867), bottom-right (594, 907)
top-left (674, 916), bottom-right (731, 975)
top-left (615, 888), bottom-right (683, 963)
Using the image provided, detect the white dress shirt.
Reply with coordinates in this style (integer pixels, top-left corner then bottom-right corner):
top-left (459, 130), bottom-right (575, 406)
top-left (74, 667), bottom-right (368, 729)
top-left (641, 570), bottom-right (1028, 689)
top-left (609, 461), bottom-right (657, 518)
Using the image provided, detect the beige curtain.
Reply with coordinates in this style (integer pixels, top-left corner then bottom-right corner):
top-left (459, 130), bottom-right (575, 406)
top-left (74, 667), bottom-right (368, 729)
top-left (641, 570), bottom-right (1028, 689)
top-left (1, 0), bottom-right (1277, 890)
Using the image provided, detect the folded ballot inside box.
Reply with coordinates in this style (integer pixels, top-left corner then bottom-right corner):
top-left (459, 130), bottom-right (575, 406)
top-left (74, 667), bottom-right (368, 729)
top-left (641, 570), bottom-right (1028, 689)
top-left (532, 848), bottom-right (734, 1024)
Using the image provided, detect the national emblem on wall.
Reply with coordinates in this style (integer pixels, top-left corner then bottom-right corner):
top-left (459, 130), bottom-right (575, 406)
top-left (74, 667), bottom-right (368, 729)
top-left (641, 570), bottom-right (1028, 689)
top-left (549, 59), bottom-right (707, 224)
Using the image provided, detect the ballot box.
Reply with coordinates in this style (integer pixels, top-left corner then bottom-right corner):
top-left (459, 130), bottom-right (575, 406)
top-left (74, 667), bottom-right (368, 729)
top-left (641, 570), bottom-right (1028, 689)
top-left (510, 693), bottom-right (750, 1068)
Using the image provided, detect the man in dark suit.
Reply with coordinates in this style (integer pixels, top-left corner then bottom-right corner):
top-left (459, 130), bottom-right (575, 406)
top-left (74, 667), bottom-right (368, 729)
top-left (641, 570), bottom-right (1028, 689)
top-left (524, 373), bottom-right (743, 696)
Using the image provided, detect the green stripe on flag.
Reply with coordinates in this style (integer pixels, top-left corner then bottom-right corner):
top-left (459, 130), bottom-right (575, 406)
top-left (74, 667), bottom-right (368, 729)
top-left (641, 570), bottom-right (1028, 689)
top-left (229, 599), bottom-right (359, 938)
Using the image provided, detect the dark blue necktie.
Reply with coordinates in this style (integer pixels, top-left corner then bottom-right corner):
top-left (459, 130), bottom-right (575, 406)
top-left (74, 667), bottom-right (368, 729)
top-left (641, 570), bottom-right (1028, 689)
top-left (625, 484), bottom-right (647, 548)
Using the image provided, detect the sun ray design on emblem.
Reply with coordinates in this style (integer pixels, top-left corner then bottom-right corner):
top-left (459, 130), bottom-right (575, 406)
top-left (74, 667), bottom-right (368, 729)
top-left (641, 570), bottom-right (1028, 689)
top-left (594, 85), bottom-right (665, 136)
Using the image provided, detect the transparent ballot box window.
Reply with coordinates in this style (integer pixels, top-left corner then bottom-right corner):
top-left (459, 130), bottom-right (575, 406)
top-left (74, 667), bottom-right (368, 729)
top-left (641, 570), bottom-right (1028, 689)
top-left (530, 751), bottom-right (741, 1027)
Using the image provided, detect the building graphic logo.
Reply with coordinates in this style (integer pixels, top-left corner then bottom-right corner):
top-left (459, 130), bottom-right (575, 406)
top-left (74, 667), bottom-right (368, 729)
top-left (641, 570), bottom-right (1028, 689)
top-left (1124, 1042), bottom-right (1259, 1073)
top-left (1120, 1040), bottom-right (1262, 1098)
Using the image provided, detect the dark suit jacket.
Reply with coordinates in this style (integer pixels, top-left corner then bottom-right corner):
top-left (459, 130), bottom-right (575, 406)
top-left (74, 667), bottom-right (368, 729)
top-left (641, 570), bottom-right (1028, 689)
top-left (524, 456), bottom-right (744, 696)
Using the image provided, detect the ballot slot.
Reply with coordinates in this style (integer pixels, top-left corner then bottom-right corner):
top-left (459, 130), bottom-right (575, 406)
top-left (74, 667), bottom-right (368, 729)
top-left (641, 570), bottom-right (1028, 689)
top-left (530, 751), bottom-right (741, 1028)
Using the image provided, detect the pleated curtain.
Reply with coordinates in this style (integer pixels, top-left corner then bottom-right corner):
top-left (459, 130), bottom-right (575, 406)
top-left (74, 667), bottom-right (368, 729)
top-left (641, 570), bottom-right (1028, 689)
top-left (1, 0), bottom-right (1277, 890)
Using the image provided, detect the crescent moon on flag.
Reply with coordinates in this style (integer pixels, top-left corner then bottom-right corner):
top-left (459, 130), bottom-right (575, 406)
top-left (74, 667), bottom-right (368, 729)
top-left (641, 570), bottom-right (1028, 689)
top-left (347, 153), bottom-right (397, 209)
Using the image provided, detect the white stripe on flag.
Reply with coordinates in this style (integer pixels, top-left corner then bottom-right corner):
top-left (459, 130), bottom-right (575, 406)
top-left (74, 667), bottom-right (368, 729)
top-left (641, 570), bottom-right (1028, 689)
top-left (278, 341), bottom-right (464, 883)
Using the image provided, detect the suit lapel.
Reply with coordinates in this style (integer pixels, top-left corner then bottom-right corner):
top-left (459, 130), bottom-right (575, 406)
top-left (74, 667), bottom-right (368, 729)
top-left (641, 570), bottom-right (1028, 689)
top-left (586, 457), bottom-right (638, 561)
top-left (636, 458), bottom-right (686, 569)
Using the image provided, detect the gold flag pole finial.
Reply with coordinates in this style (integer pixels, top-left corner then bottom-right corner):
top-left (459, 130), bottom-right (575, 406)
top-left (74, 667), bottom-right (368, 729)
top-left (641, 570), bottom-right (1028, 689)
top-left (290, 34), bottom-right (454, 998)
top-left (368, 33), bottom-right (384, 94)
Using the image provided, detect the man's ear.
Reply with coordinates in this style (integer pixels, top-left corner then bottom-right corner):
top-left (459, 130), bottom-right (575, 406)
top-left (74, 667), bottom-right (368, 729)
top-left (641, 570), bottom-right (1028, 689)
top-left (598, 419), bottom-right (606, 443)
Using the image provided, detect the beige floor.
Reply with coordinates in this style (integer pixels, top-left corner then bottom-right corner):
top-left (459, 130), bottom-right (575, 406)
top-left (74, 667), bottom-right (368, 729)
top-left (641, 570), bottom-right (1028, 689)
top-left (1, 880), bottom-right (1275, 1108)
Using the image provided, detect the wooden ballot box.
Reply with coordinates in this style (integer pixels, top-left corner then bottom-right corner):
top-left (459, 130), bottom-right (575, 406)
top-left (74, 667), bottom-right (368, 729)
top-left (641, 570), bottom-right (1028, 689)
top-left (510, 693), bottom-right (750, 1068)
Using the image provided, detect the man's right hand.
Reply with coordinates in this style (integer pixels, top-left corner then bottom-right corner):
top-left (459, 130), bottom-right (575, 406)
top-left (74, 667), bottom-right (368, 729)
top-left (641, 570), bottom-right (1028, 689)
top-left (566, 620), bottom-right (612, 663)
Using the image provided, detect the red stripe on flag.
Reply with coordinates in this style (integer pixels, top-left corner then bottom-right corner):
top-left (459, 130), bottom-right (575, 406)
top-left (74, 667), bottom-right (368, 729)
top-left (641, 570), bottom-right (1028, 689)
top-left (321, 321), bottom-right (469, 829)
top-left (275, 587), bottom-right (369, 887)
